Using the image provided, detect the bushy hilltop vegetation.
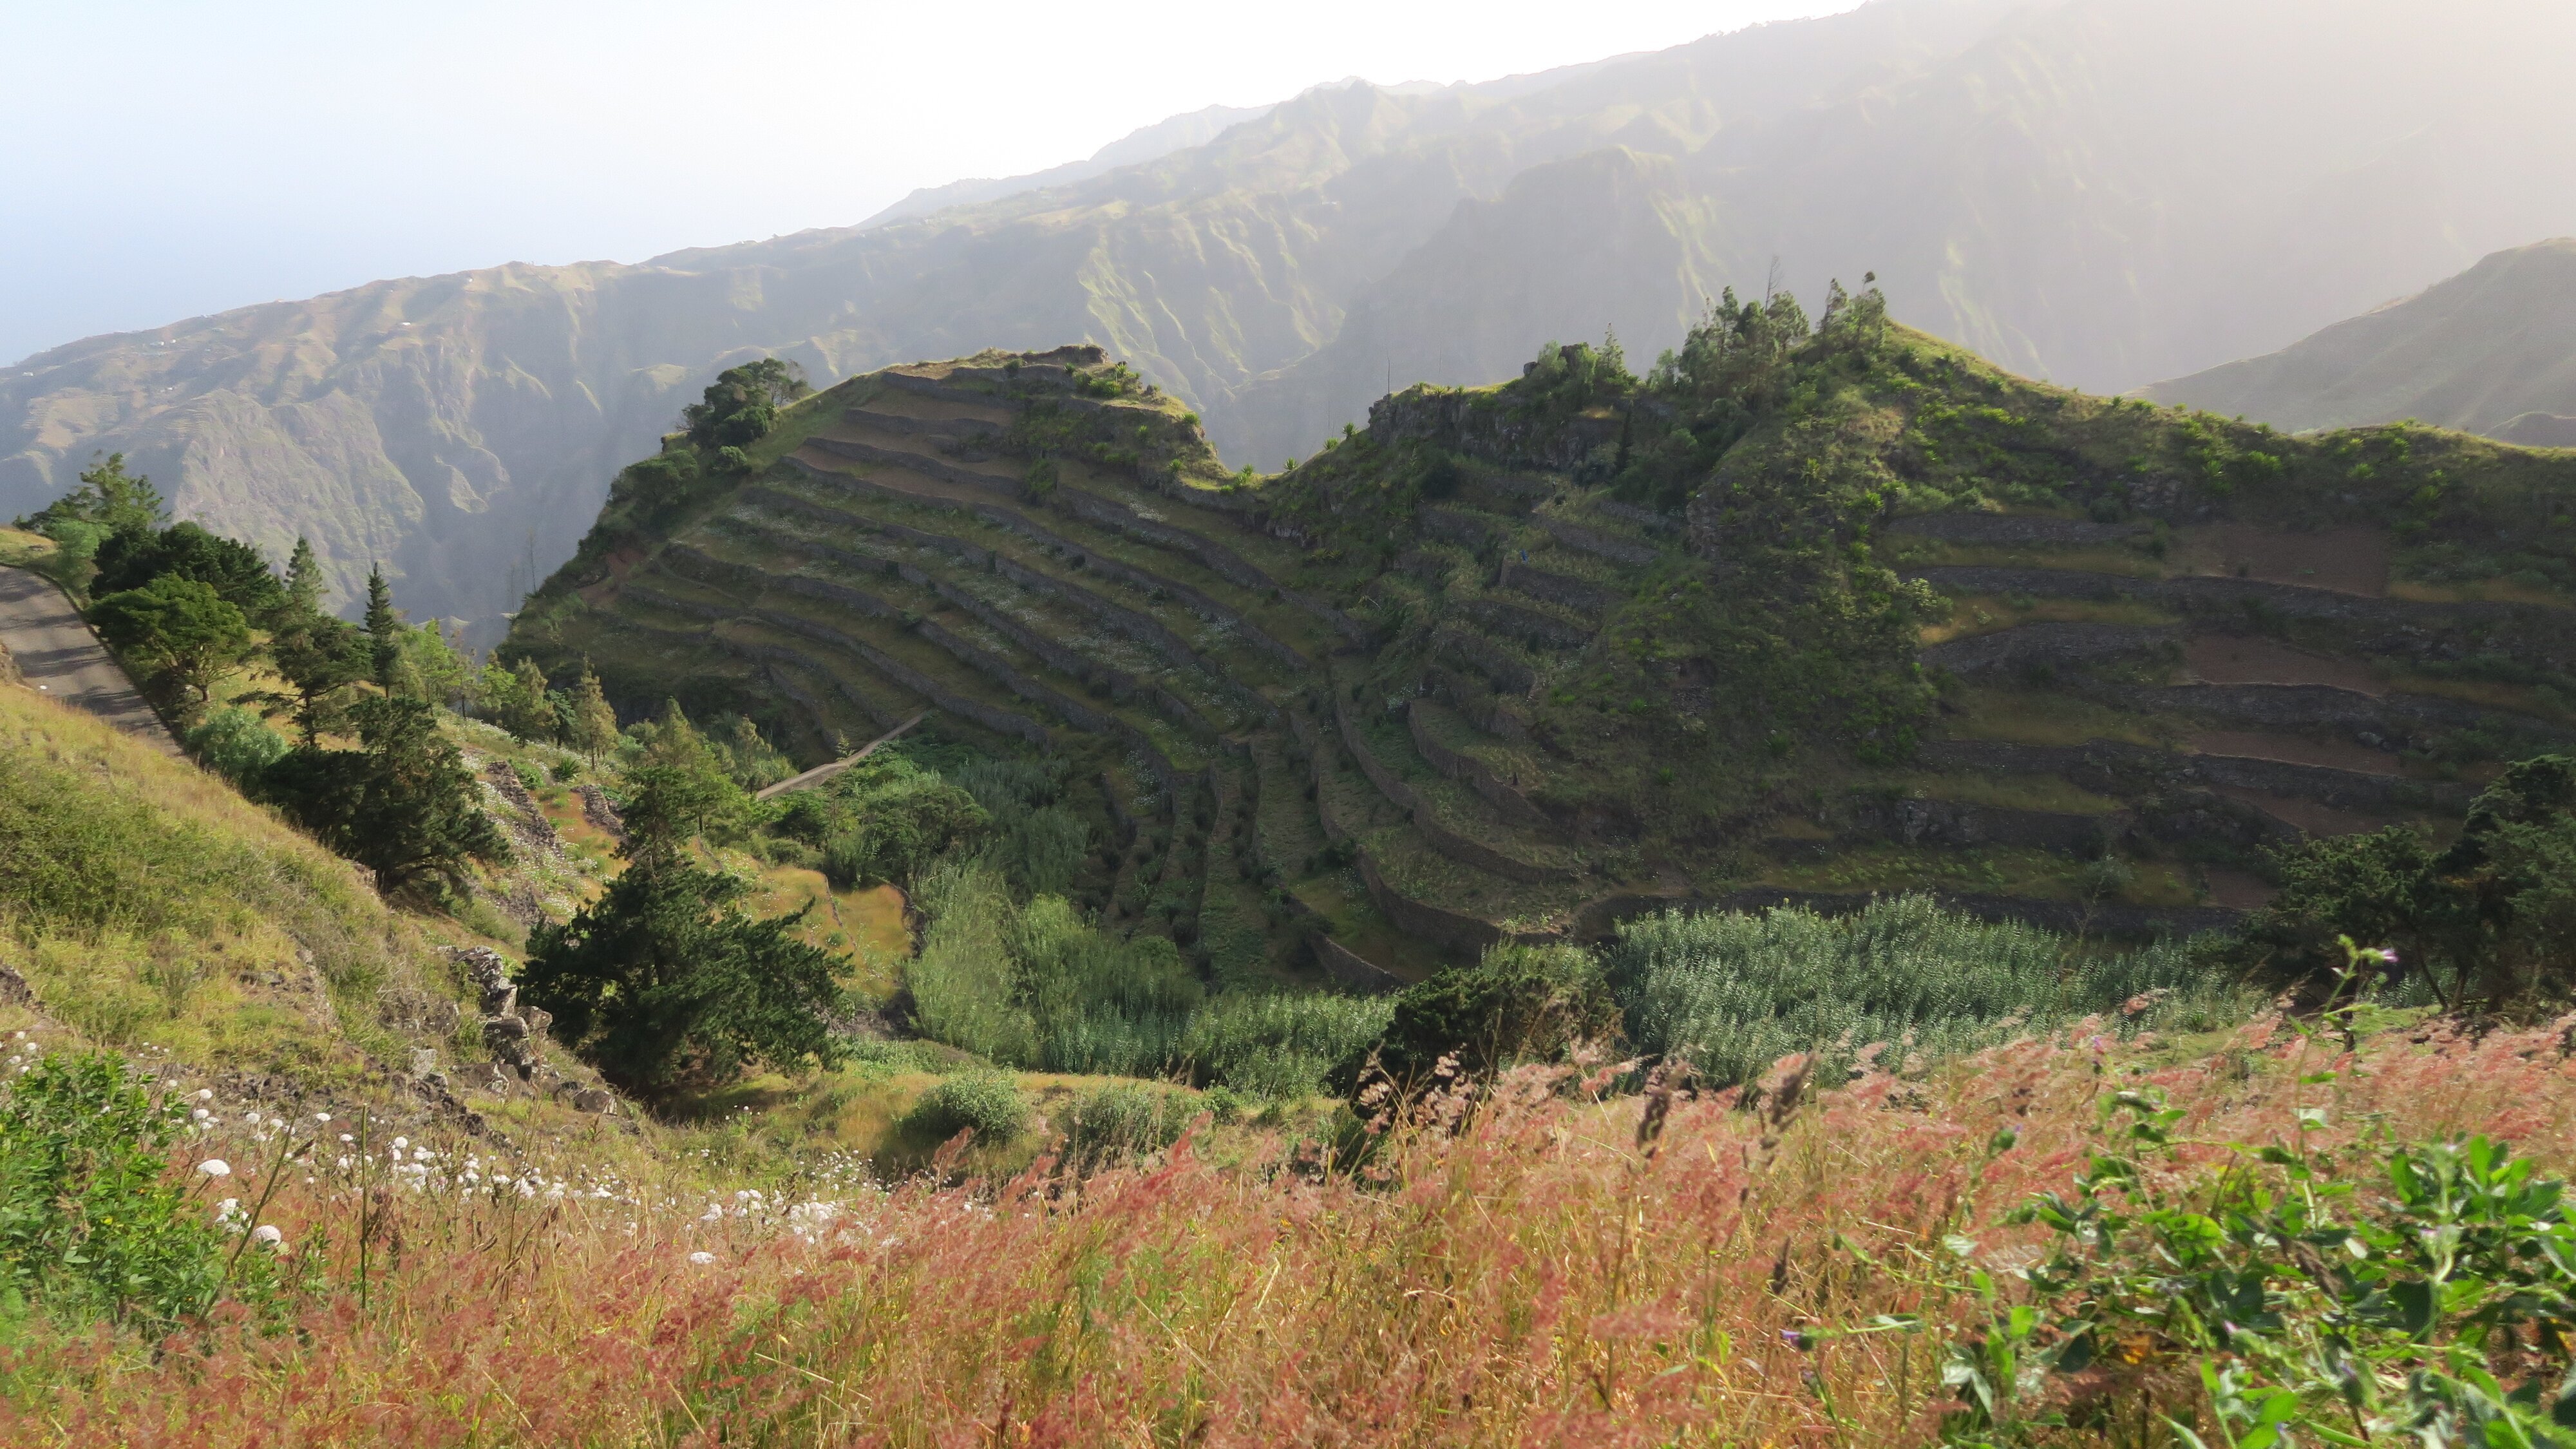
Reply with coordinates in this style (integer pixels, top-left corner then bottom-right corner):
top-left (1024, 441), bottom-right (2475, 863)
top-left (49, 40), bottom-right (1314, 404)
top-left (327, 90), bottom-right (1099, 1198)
top-left (509, 287), bottom-right (2576, 992)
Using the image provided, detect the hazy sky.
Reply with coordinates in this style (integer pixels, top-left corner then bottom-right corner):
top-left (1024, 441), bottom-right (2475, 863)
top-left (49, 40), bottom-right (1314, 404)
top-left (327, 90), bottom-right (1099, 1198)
top-left (1, 0), bottom-right (1855, 365)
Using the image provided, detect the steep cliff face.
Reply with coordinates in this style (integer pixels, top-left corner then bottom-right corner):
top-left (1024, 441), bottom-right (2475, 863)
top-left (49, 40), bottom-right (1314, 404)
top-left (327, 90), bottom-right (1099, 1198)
top-left (12, 0), bottom-right (2576, 633)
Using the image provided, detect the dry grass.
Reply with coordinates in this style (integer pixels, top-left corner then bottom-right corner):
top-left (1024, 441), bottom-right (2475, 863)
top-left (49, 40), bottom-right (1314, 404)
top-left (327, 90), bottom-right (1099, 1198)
top-left (12, 1010), bottom-right (2571, 1446)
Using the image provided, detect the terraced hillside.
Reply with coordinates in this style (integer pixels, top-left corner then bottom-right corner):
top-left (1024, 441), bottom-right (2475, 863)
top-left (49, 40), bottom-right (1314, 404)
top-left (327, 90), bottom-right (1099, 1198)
top-left (508, 308), bottom-right (2576, 986)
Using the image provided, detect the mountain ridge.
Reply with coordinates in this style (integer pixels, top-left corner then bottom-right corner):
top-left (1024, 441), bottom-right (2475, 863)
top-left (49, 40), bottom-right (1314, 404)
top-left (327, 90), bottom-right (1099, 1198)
top-left (2143, 238), bottom-right (2576, 446)
top-left (12, 0), bottom-right (2576, 636)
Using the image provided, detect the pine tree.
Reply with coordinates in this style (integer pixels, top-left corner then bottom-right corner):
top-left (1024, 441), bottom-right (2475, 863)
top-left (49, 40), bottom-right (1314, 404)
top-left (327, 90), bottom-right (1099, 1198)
top-left (565, 659), bottom-right (621, 755)
top-left (257, 694), bottom-right (511, 900)
top-left (282, 536), bottom-right (325, 618)
top-left (506, 657), bottom-right (558, 743)
top-left (521, 762), bottom-right (843, 1096)
top-left (363, 564), bottom-right (401, 688)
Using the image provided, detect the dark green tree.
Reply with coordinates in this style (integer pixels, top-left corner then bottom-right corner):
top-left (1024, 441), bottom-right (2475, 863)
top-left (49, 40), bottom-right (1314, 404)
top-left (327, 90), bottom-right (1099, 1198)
top-left (681, 357), bottom-right (809, 452)
top-left (363, 565), bottom-right (401, 688)
top-left (262, 610), bottom-right (369, 743)
top-left (87, 575), bottom-right (251, 712)
top-left (20, 452), bottom-right (167, 541)
top-left (256, 694), bottom-right (510, 900)
top-left (623, 701), bottom-right (757, 844)
top-left (90, 522), bottom-right (283, 616)
top-left (2249, 755), bottom-right (2576, 1007)
top-left (562, 659), bottom-right (621, 755)
top-left (520, 773), bottom-right (846, 1096)
top-left (281, 536), bottom-right (325, 618)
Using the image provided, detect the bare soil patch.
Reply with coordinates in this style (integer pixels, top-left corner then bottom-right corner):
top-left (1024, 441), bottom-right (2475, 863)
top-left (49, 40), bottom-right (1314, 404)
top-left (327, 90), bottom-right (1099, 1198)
top-left (2183, 635), bottom-right (2385, 694)
top-left (2190, 728), bottom-right (2401, 775)
top-left (2176, 522), bottom-right (2392, 596)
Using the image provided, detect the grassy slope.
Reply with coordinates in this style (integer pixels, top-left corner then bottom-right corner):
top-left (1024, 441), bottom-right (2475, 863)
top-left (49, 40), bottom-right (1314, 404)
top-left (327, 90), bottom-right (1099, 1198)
top-left (0, 680), bottom-right (455, 1083)
top-left (10, 1003), bottom-right (2563, 1443)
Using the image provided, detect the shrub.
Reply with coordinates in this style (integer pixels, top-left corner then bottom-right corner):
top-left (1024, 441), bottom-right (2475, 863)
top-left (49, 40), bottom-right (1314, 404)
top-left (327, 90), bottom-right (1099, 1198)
top-left (904, 1071), bottom-right (1028, 1144)
top-left (1182, 991), bottom-right (1392, 1099)
top-left (184, 706), bottom-right (288, 786)
top-left (0, 1051), bottom-right (235, 1329)
top-left (1057, 1083), bottom-right (1194, 1169)
top-left (1338, 942), bottom-right (1620, 1097)
top-left (904, 862), bottom-right (1037, 1065)
top-left (1607, 893), bottom-right (2230, 1086)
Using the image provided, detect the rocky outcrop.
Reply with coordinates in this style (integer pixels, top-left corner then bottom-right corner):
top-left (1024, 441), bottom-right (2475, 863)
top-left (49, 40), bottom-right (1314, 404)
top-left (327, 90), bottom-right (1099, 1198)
top-left (445, 947), bottom-right (618, 1114)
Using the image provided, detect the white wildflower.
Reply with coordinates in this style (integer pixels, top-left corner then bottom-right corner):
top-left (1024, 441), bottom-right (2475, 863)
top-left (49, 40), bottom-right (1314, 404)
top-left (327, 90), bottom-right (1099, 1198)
top-left (198, 1159), bottom-right (232, 1178)
top-left (688, 1251), bottom-right (715, 1265)
top-left (252, 1225), bottom-right (283, 1247)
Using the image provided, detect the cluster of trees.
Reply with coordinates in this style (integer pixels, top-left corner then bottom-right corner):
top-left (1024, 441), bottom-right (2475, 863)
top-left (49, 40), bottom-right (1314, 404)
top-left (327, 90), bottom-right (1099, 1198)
top-left (2249, 754), bottom-right (2576, 1009)
top-left (19, 454), bottom-right (507, 901)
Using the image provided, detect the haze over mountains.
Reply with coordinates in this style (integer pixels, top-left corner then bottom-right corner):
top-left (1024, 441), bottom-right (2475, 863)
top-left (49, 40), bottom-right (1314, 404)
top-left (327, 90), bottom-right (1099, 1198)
top-left (2145, 239), bottom-right (2576, 448)
top-left (6, 0), bottom-right (2573, 634)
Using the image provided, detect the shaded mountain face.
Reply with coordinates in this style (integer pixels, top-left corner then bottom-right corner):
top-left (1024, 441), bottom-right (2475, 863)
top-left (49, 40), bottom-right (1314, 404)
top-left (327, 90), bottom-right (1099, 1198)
top-left (9, 0), bottom-right (2576, 633)
top-left (2142, 239), bottom-right (2576, 446)
top-left (505, 316), bottom-right (2576, 985)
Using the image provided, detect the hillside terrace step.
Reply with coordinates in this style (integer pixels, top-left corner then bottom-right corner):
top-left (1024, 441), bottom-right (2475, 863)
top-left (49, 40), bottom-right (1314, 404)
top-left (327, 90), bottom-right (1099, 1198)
top-left (705, 624), bottom-right (913, 737)
top-left (2104, 681), bottom-right (2576, 751)
top-left (743, 483), bottom-right (1259, 685)
top-left (1405, 698), bottom-right (1549, 829)
top-left (879, 370), bottom-right (1267, 522)
top-left (1591, 499), bottom-right (1680, 535)
top-left (1890, 514), bottom-right (2151, 547)
top-left (750, 581), bottom-right (1206, 793)
top-left (1538, 516), bottom-right (1659, 566)
top-left (707, 515), bottom-right (1247, 741)
top-left (1434, 625), bottom-right (1542, 696)
top-left (1920, 621), bottom-right (2181, 677)
top-left (1497, 559), bottom-right (1624, 614)
top-left (838, 408), bottom-right (1002, 442)
top-left (1918, 737), bottom-right (2474, 815)
top-left (806, 434), bottom-right (1023, 495)
top-left (1462, 594), bottom-right (1594, 651)
top-left (1051, 486), bottom-right (1372, 647)
top-left (782, 455), bottom-right (1311, 671)
top-left (1842, 795), bottom-right (2126, 855)
top-left (1334, 693), bottom-right (1577, 884)
top-left (737, 607), bottom-right (1050, 747)
top-left (1421, 506), bottom-right (1511, 550)
top-left (1909, 564), bottom-right (2576, 671)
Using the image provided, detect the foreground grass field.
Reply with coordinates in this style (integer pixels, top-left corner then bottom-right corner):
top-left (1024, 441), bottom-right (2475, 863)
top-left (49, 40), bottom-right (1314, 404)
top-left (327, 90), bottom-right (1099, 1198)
top-left (6, 1002), bottom-right (2566, 1446)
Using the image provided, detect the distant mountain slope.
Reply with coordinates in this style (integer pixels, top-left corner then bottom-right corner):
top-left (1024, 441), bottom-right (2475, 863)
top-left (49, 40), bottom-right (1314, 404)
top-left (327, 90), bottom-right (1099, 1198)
top-left (9, 0), bottom-right (2576, 634)
top-left (853, 98), bottom-right (1282, 231)
top-left (2142, 239), bottom-right (2576, 445)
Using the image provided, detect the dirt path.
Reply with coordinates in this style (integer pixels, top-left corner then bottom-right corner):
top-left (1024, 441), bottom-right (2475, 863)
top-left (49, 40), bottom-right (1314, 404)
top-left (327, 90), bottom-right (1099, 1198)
top-left (0, 564), bottom-right (179, 754)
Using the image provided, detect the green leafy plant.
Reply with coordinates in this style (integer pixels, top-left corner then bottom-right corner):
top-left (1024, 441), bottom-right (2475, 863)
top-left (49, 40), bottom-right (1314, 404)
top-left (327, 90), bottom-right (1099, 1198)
top-left (1934, 1041), bottom-right (2576, 1445)
top-left (0, 1050), bottom-right (291, 1331)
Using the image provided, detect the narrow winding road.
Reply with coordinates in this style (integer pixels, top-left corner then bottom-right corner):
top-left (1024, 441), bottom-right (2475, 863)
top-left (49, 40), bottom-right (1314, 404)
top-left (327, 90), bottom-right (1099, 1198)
top-left (0, 564), bottom-right (179, 754)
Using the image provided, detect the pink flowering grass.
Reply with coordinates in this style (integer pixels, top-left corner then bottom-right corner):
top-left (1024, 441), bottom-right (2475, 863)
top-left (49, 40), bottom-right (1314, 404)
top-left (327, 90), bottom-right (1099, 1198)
top-left (11, 1012), bottom-right (2576, 1446)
